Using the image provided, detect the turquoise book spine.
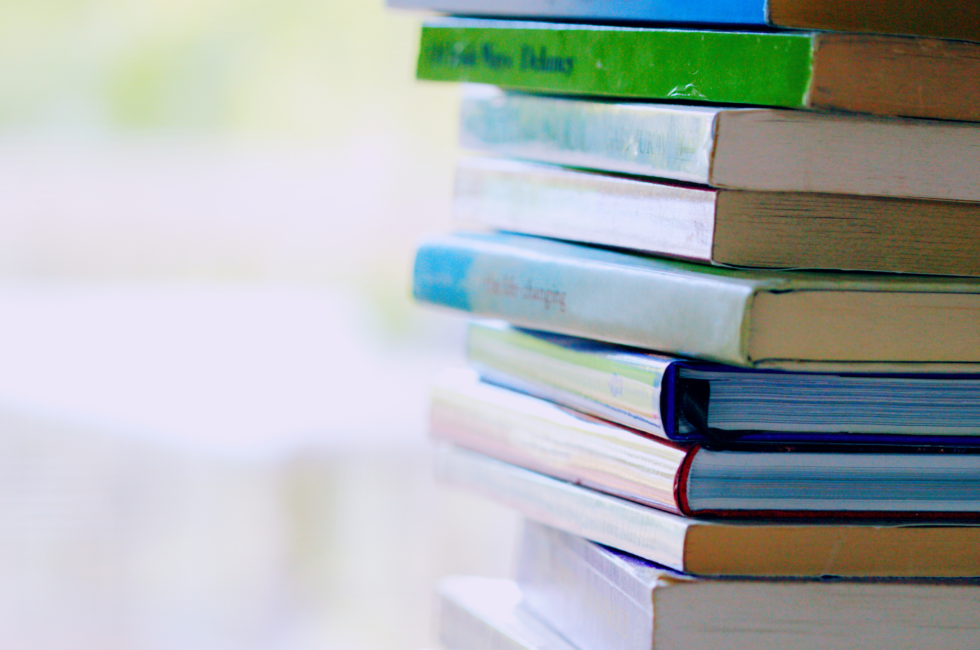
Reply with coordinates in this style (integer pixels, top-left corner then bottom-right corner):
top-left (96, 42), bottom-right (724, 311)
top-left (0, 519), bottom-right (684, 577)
top-left (412, 232), bottom-right (755, 366)
top-left (390, 0), bottom-right (767, 24)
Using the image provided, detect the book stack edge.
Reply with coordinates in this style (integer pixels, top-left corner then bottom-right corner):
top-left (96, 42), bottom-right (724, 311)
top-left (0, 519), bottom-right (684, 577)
top-left (391, 1), bottom-right (980, 647)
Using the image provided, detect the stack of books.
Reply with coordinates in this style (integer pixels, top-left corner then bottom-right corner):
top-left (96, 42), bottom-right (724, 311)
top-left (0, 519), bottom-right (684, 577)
top-left (393, 1), bottom-right (980, 647)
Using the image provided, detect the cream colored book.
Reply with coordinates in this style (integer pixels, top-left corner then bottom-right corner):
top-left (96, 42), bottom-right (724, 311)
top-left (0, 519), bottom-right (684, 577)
top-left (455, 156), bottom-right (980, 277)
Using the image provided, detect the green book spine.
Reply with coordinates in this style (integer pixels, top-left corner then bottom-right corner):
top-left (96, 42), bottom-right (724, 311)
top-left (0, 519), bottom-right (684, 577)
top-left (417, 19), bottom-right (815, 108)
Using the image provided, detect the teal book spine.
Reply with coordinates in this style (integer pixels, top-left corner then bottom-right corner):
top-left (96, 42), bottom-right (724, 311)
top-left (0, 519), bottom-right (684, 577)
top-left (459, 86), bottom-right (718, 185)
top-left (411, 232), bottom-right (980, 369)
top-left (413, 232), bottom-right (754, 366)
top-left (392, 0), bottom-right (980, 43)
top-left (417, 19), bottom-right (814, 107)
top-left (390, 0), bottom-right (767, 25)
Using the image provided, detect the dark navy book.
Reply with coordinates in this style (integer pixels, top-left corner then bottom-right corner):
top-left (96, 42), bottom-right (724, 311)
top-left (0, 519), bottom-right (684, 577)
top-left (467, 321), bottom-right (980, 446)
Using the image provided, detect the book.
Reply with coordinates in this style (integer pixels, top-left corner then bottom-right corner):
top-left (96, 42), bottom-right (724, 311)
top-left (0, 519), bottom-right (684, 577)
top-left (417, 19), bottom-right (980, 122)
top-left (412, 232), bottom-right (980, 371)
top-left (438, 575), bottom-right (577, 650)
top-left (459, 86), bottom-right (980, 203)
top-left (433, 368), bottom-right (980, 517)
top-left (391, 0), bottom-right (980, 44)
top-left (516, 522), bottom-right (980, 650)
top-left (436, 444), bottom-right (980, 577)
top-left (455, 156), bottom-right (980, 276)
top-left (467, 322), bottom-right (980, 443)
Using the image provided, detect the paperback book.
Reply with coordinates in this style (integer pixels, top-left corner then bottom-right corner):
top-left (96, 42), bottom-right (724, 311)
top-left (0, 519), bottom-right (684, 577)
top-left (418, 19), bottom-right (980, 122)
top-left (412, 232), bottom-right (980, 371)
top-left (455, 156), bottom-right (980, 276)
top-left (460, 86), bottom-right (980, 203)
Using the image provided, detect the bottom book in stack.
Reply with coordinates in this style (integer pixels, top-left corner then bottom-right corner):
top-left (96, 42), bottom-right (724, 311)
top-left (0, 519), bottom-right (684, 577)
top-left (439, 522), bottom-right (980, 650)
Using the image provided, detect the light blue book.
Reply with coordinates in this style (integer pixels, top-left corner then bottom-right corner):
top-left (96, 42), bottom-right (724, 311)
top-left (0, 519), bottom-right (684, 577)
top-left (412, 232), bottom-right (980, 371)
top-left (387, 0), bottom-right (979, 43)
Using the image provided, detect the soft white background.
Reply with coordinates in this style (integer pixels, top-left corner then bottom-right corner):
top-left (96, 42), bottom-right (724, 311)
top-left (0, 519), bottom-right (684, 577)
top-left (0, 0), bottom-right (517, 647)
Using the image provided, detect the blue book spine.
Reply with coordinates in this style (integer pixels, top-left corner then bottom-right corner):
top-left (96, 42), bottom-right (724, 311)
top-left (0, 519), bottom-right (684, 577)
top-left (387, 0), bottom-right (768, 25)
top-left (412, 232), bottom-right (756, 366)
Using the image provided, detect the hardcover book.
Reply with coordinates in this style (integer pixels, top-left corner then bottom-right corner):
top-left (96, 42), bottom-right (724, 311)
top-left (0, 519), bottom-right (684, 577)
top-left (467, 322), bottom-right (980, 443)
top-left (412, 232), bottom-right (980, 371)
top-left (455, 156), bottom-right (980, 276)
top-left (391, 0), bottom-right (980, 44)
top-left (418, 19), bottom-right (980, 122)
top-left (436, 444), bottom-right (980, 577)
top-left (432, 368), bottom-right (980, 517)
top-left (515, 522), bottom-right (980, 650)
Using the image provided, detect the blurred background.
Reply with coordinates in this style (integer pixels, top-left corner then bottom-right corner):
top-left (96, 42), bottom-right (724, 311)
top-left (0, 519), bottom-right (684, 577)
top-left (0, 0), bottom-right (518, 648)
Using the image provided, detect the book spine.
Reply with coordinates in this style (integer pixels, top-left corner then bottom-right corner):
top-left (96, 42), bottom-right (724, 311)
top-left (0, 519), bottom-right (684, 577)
top-left (458, 87), bottom-right (718, 183)
top-left (390, 0), bottom-right (767, 24)
top-left (417, 19), bottom-right (814, 107)
top-left (453, 157), bottom-right (717, 262)
top-left (516, 522), bottom-right (658, 650)
top-left (435, 445), bottom-right (692, 572)
top-left (412, 232), bottom-right (756, 366)
top-left (466, 323), bottom-right (677, 438)
top-left (431, 370), bottom-right (688, 513)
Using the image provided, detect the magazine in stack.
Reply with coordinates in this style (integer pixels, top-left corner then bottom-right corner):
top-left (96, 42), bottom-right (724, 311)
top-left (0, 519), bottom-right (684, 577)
top-left (390, 0), bottom-right (980, 647)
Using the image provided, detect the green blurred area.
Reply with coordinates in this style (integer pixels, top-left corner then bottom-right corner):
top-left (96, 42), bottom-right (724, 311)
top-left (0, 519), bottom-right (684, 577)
top-left (0, 8), bottom-right (497, 650)
top-left (0, 0), bottom-right (449, 139)
top-left (0, 0), bottom-right (462, 342)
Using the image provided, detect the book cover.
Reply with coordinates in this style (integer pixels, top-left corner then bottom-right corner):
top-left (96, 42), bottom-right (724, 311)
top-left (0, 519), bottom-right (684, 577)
top-left (516, 522), bottom-right (980, 650)
top-left (454, 156), bottom-right (980, 276)
top-left (436, 444), bottom-right (980, 577)
top-left (432, 369), bottom-right (980, 517)
top-left (391, 0), bottom-right (980, 43)
top-left (467, 322), bottom-right (980, 443)
top-left (459, 86), bottom-right (980, 203)
top-left (418, 19), bottom-right (980, 121)
top-left (412, 232), bottom-right (980, 370)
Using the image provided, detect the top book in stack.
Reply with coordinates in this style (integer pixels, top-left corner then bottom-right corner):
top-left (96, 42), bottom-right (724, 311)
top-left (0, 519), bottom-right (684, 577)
top-left (390, 0), bottom-right (980, 43)
top-left (415, 18), bottom-right (980, 122)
